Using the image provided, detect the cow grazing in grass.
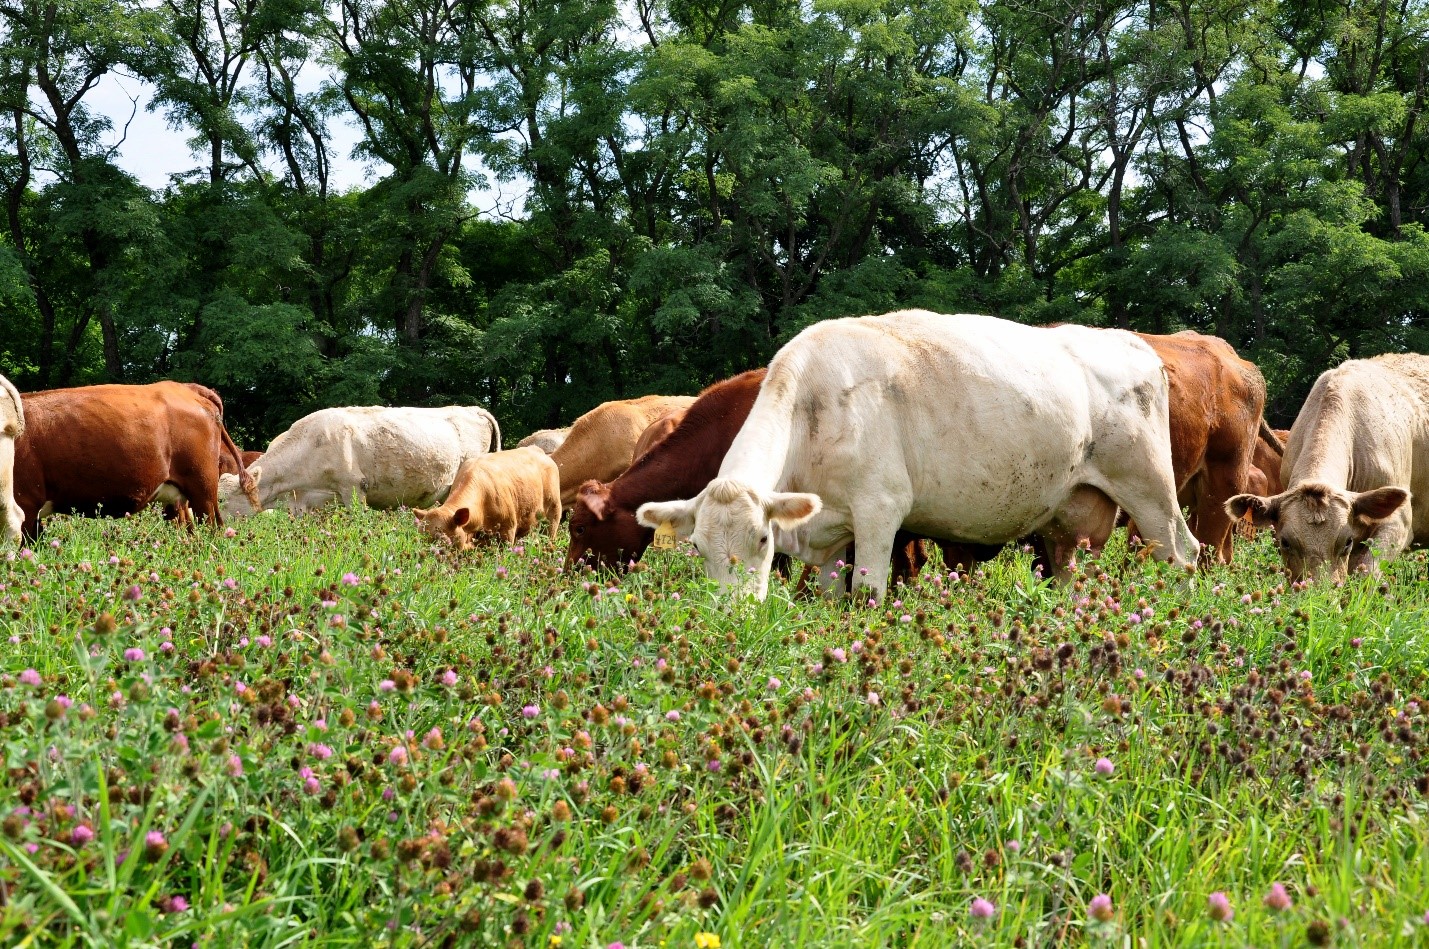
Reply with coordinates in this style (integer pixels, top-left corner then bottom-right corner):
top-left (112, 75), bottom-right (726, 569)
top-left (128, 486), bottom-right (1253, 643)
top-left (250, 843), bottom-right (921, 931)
top-left (218, 405), bottom-right (500, 518)
top-left (638, 311), bottom-right (1198, 600)
top-left (550, 395), bottom-right (696, 507)
top-left (569, 369), bottom-right (999, 582)
top-left (414, 447), bottom-right (561, 548)
top-left (14, 381), bottom-right (258, 538)
top-left (518, 428), bottom-right (569, 455)
top-left (1228, 354), bottom-right (1429, 581)
top-left (0, 374), bottom-right (25, 544)
top-left (568, 371), bottom-right (766, 571)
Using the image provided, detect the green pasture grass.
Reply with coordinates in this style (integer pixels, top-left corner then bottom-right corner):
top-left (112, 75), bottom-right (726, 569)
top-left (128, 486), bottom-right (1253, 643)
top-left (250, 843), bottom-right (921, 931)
top-left (0, 507), bottom-right (1427, 947)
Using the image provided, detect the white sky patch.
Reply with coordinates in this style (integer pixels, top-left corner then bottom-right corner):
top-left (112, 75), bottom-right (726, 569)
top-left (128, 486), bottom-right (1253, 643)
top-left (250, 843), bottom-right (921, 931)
top-left (81, 68), bottom-right (528, 215)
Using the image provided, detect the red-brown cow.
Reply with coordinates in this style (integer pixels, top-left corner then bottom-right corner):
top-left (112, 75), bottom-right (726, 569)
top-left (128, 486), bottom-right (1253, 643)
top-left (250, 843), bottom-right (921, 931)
top-left (567, 368), bottom-right (995, 583)
top-left (567, 370), bottom-right (767, 571)
top-left (13, 381), bottom-right (259, 538)
top-left (219, 449), bottom-right (265, 476)
top-left (1115, 332), bottom-right (1268, 562)
top-left (1235, 426), bottom-right (1286, 539)
top-left (1247, 427), bottom-right (1288, 497)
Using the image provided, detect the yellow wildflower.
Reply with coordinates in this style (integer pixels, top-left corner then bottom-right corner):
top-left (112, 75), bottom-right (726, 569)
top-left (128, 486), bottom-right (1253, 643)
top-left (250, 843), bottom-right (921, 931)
top-left (695, 934), bottom-right (722, 949)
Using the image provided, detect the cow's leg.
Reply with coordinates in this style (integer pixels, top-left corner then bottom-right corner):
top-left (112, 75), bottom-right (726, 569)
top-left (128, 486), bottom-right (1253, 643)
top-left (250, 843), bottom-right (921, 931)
top-left (793, 544), bottom-right (849, 599)
top-left (849, 515), bottom-right (899, 604)
top-left (1098, 454), bottom-right (1200, 570)
top-left (544, 491), bottom-right (561, 541)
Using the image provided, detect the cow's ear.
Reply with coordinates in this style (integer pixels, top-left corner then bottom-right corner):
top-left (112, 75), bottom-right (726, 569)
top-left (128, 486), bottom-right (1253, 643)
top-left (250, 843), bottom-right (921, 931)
top-left (636, 498), bottom-right (697, 537)
top-left (452, 507), bottom-right (471, 527)
top-left (578, 480), bottom-right (610, 520)
top-left (1351, 486), bottom-right (1409, 526)
top-left (1225, 493), bottom-right (1280, 528)
top-left (413, 507), bottom-right (429, 520)
top-left (764, 492), bottom-right (821, 530)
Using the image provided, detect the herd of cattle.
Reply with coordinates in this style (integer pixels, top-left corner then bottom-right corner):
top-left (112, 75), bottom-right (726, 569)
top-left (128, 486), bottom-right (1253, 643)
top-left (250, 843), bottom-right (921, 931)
top-left (1, 310), bottom-right (1425, 598)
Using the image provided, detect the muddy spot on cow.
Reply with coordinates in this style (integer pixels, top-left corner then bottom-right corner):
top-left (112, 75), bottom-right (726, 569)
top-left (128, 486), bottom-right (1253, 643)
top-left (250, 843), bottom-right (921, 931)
top-left (800, 392), bottom-right (825, 439)
top-left (1133, 382), bottom-right (1155, 416)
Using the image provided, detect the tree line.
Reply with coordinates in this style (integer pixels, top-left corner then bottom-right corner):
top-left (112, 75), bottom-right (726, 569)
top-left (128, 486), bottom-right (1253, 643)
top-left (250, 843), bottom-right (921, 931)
top-left (2, 0), bottom-right (1426, 443)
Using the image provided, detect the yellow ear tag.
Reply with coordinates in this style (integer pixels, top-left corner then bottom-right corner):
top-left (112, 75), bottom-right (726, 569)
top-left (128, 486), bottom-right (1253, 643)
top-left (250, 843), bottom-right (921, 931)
top-left (652, 521), bottom-right (677, 550)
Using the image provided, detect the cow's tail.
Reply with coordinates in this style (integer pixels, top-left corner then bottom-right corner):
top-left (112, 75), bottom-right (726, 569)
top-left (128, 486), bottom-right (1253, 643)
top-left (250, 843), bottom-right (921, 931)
top-left (219, 423), bottom-right (262, 510)
top-left (487, 409), bottom-right (502, 452)
top-left (1258, 418), bottom-right (1284, 455)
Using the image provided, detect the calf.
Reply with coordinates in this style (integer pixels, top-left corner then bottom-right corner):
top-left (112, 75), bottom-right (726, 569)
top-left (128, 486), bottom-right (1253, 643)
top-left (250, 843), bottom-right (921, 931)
top-left (1228, 355), bottom-right (1429, 581)
top-left (414, 447), bottom-right (561, 548)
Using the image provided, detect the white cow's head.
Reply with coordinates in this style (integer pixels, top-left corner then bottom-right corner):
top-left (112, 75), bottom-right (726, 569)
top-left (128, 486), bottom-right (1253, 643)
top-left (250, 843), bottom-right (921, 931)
top-left (218, 468), bottom-right (264, 520)
top-left (1227, 481), bottom-right (1408, 582)
top-left (637, 478), bottom-right (820, 599)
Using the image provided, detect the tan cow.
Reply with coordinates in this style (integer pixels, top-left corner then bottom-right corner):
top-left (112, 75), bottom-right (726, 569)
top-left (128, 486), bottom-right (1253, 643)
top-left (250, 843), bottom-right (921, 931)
top-left (414, 447), bottom-right (561, 548)
top-left (1228, 354), bottom-right (1429, 581)
top-left (631, 408), bottom-right (685, 462)
top-left (551, 395), bottom-right (696, 506)
top-left (518, 428), bottom-right (570, 455)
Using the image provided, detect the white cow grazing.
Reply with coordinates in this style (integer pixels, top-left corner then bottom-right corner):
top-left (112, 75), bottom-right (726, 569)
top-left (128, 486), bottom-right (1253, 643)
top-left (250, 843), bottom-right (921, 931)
top-left (1227, 353), bottom-right (1429, 582)
top-left (218, 405), bottom-right (501, 518)
top-left (637, 310), bottom-right (1198, 600)
top-left (0, 374), bottom-right (24, 545)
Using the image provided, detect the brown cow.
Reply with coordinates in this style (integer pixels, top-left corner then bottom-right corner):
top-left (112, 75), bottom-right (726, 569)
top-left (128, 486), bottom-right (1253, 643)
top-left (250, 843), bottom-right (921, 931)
top-left (1114, 332), bottom-right (1268, 563)
top-left (178, 383), bottom-right (263, 478)
top-left (1246, 426), bottom-right (1288, 498)
top-left (566, 369), bottom-right (995, 581)
top-left (632, 409), bottom-right (685, 462)
top-left (550, 395), bottom-right (696, 506)
top-left (13, 381), bottom-right (259, 538)
top-left (218, 449), bottom-right (264, 476)
top-left (413, 447), bottom-right (560, 548)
